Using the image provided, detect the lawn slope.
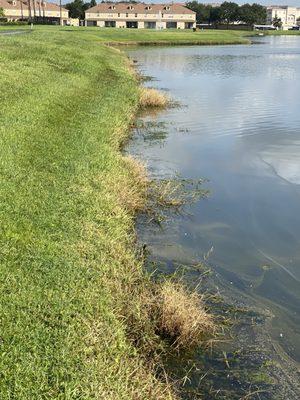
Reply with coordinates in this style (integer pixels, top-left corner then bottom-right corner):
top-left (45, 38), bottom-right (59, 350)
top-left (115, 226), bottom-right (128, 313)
top-left (91, 27), bottom-right (252, 45)
top-left (0, 25), bottom-right (253, 45)
top-left (0, 30), bottom-right (173, 399)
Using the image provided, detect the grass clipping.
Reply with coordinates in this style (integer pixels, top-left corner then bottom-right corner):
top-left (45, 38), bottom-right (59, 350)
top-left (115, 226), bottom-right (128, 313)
top-left (154, 281), bottom-right (215, 349)
top-left (140, 87), bottom-right (170, 109)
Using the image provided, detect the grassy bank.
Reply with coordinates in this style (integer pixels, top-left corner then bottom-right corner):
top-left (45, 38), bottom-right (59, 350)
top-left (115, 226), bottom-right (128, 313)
top-left (1, 25), bottom-right (299, 42)
top-left (266, 30), bottom-right (300, 35)
top-left (0, 29), bottom-right (178, 399)
top-left (87, 27), bottom-right (252, 45)
top-left (0, 25), bottom-right (252, 44)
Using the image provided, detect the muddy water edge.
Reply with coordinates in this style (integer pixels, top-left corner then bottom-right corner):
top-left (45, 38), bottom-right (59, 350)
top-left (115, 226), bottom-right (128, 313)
top-left (126, 37), bottom-right (300, 399)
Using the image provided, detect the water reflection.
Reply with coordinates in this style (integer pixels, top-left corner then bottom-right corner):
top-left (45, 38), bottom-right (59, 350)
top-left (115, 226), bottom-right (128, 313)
top-left (127, 37), bottom-right (300, 365)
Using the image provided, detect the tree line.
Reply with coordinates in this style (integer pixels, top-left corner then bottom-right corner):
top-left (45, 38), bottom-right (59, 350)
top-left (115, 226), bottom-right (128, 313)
top-left (186, 2), bottom-right (267, 27)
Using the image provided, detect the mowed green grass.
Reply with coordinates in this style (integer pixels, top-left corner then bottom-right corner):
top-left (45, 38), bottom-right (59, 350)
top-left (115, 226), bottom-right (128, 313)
top-left (0, 24), bottom-right (253, 44)
top-left (0, 30), bottom-right (173, 399)
top-left (266, 29), bottom-right (300, 35)
top-left (1, 25), bottom-right (299, 42)
top-left (86, 26), bottom-right (252, 44)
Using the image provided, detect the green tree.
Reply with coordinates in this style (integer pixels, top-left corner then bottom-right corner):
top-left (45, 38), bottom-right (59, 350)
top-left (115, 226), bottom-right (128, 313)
top-left (0, 7), bottom-right (5, 18)
top-left (186, 2), bottom-right (212, 24)
top-left (251, 3), bottom-right (267, 24)
top-left (65, 0), bottom-right (92, 19)
top-left (272, 16), bottom-right (282, 29)
top-left (89, 0), bottom-right (97, 7)
top-left (209, 6), bottom-right (222, 25)
top-left (239, 3), bottom-right (266, 26)
top-left (239, 3), bottom-right (252, 24)
top-left (219, 2), bottom-right (240, 28)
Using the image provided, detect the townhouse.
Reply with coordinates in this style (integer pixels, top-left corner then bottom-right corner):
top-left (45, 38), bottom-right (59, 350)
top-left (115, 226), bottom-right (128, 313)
top-left (85, 3), bottom-right (196, 29)
top-left (267, 5), bottom-right (300, 29)
top-left (0, 0), bottom-right (69, 24)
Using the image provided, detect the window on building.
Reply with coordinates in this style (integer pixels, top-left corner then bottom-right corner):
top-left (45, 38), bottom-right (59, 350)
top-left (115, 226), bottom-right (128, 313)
top-left (135, 13), bottom-right (137, 17)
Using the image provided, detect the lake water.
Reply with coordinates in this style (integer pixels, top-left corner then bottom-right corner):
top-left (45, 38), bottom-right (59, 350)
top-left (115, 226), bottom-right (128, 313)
top-left (127, 36), bottom-right (300, 374)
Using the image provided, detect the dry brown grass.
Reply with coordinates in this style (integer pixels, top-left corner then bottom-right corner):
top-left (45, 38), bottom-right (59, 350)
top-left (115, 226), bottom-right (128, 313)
top-left (139, 87), bottom-right (170, 109)
top-left (118, 155), bottom-right (149, 212)
top-left (156, 281), bottom-right (215, 349)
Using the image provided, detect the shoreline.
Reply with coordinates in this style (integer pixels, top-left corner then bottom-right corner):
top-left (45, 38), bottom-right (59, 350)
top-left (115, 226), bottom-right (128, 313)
top-left (105, 38), bottom-right (250, 46)
top-left (127, 41), bottom-right (300, 398)
top-left (1, 26), bottom-right (299, 399)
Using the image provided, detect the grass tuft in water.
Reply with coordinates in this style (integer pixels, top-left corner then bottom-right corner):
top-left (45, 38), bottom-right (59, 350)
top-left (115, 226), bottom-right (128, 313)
top-left (140, 87), bottom-right (170, 109)
top-left (156, 281), bottom-right (216, 349)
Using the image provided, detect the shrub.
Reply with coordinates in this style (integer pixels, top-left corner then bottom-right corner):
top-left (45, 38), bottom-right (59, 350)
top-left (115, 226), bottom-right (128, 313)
top-left (0, 20), bottom-right (28, 26)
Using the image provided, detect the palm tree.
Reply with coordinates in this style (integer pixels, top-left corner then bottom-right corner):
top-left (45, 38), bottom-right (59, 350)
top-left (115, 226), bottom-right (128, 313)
top-left (272, 16), bottom-right (282, 29)
top-left (59, 0), bottom-right (62, 25)
top-left (32, 0), bottom-right (36, 21)
top-left (20, 0), bottom-right (24, 20)
top-left (38, 0), bottom-right (42, 22)
top-left (28, 0), bottom-right (32, 22)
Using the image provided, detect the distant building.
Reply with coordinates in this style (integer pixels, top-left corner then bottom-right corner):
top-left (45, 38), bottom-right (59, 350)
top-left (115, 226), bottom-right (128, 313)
top-left (267, 5), bottom-right (300, 29)
top-left (85, 3), bottom-right (196, 29)
top-left (203, 3), bottom-right (221, 7)
top-left (0, 0), bottom-right (69, 24)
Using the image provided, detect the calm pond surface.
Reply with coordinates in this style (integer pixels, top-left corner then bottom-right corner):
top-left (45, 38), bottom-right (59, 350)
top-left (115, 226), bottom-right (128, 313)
top-left (127, 36), bottom-right (300, 374)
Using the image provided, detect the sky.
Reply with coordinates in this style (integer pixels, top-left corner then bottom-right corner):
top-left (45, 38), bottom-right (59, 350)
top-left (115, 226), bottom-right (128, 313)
top-left (201, 0), bottom-right (300, 5)
top-left (84, 1), bottom-right (300, 6)
top-left (66, 0), bottom-right (300, 6)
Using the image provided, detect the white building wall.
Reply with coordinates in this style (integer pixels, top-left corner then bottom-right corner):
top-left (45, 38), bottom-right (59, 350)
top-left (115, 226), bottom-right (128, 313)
top-left (267, 6), bottom-right (300, 29)
top-left (85, 9), bottom-right (196, 29)
top-left (116, 20), bottom-right (125, 28)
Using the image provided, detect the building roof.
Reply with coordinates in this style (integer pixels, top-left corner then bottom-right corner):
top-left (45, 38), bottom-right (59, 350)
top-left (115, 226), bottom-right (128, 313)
top-left (267, 5), bottom-right (300, 10)
top-left (0, 0), bottom-right (67, 12)
top-left (86, 3), bottom-right (195, 15)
